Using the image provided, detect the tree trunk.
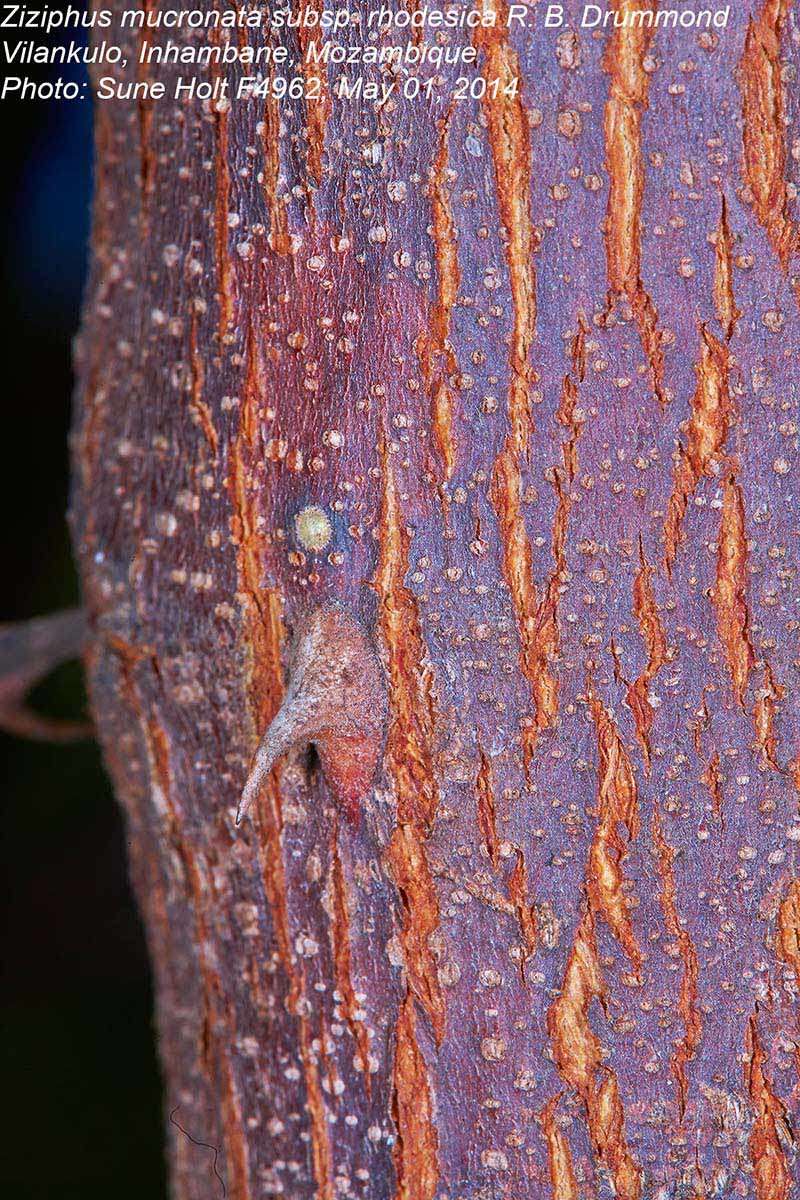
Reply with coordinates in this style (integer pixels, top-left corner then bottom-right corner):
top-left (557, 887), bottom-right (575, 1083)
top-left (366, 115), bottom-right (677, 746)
top-left (71, 2), bottom-right (800, 1197)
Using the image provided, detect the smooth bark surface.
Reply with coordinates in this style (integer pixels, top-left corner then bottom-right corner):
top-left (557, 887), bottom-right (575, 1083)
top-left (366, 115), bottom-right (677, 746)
top-left (72, 2), bottom-right (800, 1197)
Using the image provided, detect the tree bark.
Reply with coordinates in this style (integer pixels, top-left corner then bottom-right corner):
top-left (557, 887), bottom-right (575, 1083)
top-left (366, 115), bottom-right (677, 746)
top-left (71, 2), bottom-right (800, 1197)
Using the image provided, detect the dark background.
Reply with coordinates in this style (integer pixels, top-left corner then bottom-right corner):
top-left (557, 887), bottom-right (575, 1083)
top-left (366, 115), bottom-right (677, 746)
top-left (1, 21), bottom-right (166, 1200)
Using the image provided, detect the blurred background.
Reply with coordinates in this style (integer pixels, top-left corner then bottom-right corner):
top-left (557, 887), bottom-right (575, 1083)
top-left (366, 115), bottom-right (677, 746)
top-left (0, 15), bottom-right (165, 1199)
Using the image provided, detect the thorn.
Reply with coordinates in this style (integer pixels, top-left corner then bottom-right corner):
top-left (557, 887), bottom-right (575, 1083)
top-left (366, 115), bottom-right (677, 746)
top-left (238, 603), bottom-right (387, 827)
top-left (0, 608), bottom-right (90, 742)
